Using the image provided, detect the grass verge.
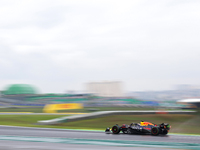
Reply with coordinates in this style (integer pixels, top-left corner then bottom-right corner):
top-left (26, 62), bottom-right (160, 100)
top-left (0, 107), bottom-right (180, 113)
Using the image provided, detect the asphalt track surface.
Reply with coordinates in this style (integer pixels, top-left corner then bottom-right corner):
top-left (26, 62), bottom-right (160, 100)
top-left (0, 126), bottom-right (200, 150)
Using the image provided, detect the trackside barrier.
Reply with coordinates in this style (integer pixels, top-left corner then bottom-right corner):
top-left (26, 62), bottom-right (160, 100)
top-left (37, 110), bottom-right (196, 125)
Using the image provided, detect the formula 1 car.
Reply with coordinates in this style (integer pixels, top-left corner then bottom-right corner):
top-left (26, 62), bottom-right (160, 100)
top-left (105, 121), bottom-right (171, 136)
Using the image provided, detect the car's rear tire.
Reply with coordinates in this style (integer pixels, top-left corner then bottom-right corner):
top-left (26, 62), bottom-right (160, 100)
top-left (151, 127), bottom-right (159, 136)
top-left (112, 125), bottom-right (120, 134)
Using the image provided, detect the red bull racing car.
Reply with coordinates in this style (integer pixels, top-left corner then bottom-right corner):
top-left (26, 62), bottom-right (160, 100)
top-left (105, 121), bottom-right (171, 136)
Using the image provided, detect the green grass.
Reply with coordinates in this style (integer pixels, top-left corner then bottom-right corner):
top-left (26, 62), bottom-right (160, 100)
top-left (0, 114), bottom-right (199, 134)
top-left (0, 107), bottom-right (43, 113)
top-left (0, 115), bottom-right (64, 127)
top-left (0, 107), bottom-right (179, 113)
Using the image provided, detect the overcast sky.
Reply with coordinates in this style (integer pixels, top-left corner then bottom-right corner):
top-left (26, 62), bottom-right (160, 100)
top-left (0, 0), bottom-right (200, 93)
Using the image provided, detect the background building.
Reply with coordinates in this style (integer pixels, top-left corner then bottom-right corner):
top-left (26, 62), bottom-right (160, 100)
top-left (86, 81), bottom-right (123, 97)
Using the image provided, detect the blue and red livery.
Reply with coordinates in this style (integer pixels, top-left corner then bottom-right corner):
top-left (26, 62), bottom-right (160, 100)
top-left (105, 121), bottom-right (171, 136)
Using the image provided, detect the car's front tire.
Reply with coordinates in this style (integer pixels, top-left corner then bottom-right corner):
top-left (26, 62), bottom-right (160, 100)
top-left (161, 130), bottom-right (168, 135)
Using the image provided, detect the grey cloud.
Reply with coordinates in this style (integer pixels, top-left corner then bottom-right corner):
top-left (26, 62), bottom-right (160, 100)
top-left (0, 0), bottom-right (200, 92)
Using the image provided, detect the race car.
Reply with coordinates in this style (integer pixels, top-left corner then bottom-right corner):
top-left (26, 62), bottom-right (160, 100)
top-left (105, 121), bottom-right (171, 136)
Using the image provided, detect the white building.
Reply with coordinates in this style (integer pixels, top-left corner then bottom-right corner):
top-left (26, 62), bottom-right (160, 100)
top-left (177, 98), bottom-right (200, 108)
top-left (86, 81), bottom-right (123, 97)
